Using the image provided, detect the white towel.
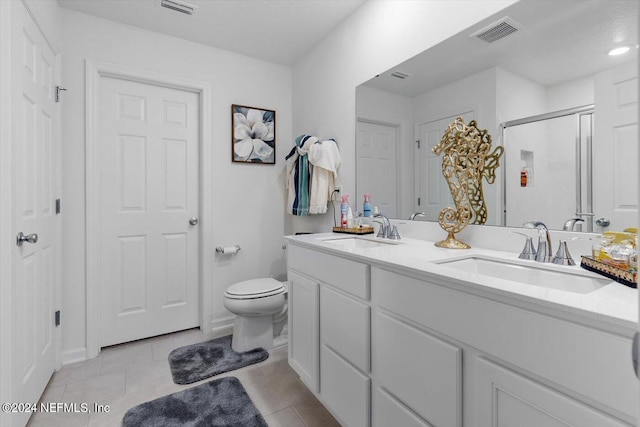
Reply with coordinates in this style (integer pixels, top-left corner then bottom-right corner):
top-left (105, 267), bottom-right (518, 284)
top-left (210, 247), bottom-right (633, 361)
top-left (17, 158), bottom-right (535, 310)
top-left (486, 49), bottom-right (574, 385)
top-left (308, 139), bottom-right (341, 214)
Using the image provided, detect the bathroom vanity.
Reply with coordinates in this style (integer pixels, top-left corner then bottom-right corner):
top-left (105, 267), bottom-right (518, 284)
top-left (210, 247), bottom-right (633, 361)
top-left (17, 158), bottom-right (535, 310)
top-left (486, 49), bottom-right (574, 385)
top-left (285, 232), bottom-right (638, 427)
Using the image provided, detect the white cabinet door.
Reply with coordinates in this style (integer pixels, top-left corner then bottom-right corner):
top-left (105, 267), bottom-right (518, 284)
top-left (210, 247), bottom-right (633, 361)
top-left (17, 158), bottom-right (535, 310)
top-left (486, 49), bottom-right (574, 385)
top-left (320, 285), bottom-right (370, 372)
top-left (373, 386), bottom-right (434, 427)
top-left (374, 311), bottom-right (462, 427)
top-left (321, 345), bottom-right (370, 427)
top-left (476, 357), bottom-right (631, 427)
top-left (287, 270), bottom-right (320, 392)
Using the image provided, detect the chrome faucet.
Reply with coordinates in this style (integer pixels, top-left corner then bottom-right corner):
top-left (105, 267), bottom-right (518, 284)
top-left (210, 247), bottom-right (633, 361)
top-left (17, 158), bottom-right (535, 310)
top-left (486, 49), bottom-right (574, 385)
top-left (523, 221), bottom-right (553, 262)
top-left (562, 217), bottom-right (584, 231)
top-left (374, 213), bottom-right (401, 240)
top-left (409, 212), bottom-right (427, 220)
top-left (373, 213), bottom-right (390, 238)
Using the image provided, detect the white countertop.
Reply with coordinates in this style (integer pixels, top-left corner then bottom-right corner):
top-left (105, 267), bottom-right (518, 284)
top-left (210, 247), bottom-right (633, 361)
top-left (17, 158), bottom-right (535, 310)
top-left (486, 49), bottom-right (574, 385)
top-left (285, 232), bottom-right (638, 336)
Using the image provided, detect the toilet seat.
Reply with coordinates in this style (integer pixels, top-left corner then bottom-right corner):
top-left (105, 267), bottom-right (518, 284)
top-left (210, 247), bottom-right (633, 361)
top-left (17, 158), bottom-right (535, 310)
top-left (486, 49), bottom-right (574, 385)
top-left (224, 278), bottom-right (286, 300)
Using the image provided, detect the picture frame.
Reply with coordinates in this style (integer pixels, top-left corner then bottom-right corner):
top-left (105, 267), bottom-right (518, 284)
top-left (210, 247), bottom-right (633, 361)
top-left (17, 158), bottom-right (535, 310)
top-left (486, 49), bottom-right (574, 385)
top-left (231, 104), bottom-right (276, 164)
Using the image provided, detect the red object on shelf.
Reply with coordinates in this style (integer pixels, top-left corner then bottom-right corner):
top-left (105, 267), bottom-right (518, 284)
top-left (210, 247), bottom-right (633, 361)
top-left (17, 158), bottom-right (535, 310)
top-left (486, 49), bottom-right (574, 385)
top-left (520, 170), bottom-right (528, 187)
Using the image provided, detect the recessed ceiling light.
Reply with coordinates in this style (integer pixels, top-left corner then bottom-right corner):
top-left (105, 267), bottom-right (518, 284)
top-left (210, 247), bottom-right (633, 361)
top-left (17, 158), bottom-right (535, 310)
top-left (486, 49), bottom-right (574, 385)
top-left (608, 46), bottom-right (630, 56)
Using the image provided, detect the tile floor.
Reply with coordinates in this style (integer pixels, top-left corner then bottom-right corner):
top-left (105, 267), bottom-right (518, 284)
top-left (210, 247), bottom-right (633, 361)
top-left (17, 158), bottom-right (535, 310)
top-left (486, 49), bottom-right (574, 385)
top-left (27, 328), bottom-right (341, 427)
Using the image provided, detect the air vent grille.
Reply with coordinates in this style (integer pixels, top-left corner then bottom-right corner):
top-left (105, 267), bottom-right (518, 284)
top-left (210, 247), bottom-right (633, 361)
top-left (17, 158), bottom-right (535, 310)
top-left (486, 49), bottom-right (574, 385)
top-left (390, 70), bottom-right (410, 80)
top-left (161, 0), bottom-right (197, 15)
top-left (471, 17), bottom-right (522, 43)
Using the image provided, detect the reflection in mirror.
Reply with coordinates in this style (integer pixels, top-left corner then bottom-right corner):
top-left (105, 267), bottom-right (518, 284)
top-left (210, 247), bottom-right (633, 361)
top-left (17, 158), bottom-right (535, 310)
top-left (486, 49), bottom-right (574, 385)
top-left (355, 0), bottom-right (638, 231)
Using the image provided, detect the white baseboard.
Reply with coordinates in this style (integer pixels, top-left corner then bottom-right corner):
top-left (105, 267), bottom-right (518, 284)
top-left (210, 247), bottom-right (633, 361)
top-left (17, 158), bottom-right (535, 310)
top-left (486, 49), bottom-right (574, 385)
top-left (61, 347), bottom-right (88, 366)
top-left (210, 315), bottom-right (234, 332)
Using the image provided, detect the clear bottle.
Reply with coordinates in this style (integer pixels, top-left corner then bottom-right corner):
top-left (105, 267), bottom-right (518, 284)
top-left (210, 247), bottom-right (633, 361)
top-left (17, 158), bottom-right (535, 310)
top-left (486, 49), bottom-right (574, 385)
top-left (347, 207), bottom-right (354, 228)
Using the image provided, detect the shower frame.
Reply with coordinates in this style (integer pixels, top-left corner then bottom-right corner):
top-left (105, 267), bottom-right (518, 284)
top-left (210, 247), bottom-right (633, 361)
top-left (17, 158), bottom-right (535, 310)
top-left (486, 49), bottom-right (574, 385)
top-left (499, 104), bottom-right (595, 231)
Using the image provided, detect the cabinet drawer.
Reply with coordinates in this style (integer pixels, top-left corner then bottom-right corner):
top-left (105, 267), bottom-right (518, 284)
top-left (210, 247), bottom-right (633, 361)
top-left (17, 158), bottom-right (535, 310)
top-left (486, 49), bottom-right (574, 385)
top-left (373, 386), bottom-right (433, 427)
top-left (320, 285), bottom-right (370, 372)
top-left (476, 357), bottom-right (631, 427)
top-left (321, 345), bottom-right (370, 427)
top-left (288, 244), bottom-right (369, 299)
top-left (373, 312), bottom-right (462, 427)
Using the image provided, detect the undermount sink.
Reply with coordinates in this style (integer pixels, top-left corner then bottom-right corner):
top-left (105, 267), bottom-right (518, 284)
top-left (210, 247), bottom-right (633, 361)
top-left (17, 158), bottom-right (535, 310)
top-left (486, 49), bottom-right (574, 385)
top-left (321, 236), bottom-right (399, 249)
top-left (436, 256), bottom-right (611, 294)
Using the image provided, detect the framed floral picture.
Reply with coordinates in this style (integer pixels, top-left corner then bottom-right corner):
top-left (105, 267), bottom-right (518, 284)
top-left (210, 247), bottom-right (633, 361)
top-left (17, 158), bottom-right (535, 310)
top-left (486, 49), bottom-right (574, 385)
top-left (231, 104), bottom-right (276, 164)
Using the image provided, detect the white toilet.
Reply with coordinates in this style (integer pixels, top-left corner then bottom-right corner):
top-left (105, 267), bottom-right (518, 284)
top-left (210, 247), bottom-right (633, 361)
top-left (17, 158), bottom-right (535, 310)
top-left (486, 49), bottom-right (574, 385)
top-left (223, 278), bottom-right (287, 353)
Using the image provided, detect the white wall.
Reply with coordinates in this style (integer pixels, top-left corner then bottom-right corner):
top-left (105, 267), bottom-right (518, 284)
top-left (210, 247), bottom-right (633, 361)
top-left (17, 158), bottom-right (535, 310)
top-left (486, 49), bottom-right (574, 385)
top-left (61, 9), bottom-right (292, 361)
top-left (356, 85), bottom-right (414, 218)
top-left (290, 0), bottom-right (518, 233)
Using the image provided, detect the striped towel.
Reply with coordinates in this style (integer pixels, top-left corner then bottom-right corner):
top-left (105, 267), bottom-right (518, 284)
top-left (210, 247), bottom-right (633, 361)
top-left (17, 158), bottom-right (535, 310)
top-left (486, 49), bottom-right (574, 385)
top-left (285, 134), bottom-right (318, 216)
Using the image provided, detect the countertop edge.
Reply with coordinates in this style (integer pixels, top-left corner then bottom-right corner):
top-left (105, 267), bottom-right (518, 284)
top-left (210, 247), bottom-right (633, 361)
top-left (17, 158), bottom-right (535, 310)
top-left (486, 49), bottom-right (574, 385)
top-left (284, 234), bottom-right (638, 338)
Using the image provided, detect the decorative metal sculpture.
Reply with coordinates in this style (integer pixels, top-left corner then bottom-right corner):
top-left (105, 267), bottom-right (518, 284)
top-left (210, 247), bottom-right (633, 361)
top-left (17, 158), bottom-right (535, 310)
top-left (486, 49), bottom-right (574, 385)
top-left (432, 117), bottom-right (504, 249)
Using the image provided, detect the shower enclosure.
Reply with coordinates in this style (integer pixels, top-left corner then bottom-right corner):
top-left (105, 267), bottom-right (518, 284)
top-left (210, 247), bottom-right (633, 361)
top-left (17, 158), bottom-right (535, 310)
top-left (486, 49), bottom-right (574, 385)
top-left (501, 105), bottom-right (595, 232)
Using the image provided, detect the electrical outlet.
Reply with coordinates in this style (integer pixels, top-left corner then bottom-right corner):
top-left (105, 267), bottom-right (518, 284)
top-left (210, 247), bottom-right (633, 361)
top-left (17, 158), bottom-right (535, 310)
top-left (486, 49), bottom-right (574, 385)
top-left (335, 185), bottom-right (342, 193)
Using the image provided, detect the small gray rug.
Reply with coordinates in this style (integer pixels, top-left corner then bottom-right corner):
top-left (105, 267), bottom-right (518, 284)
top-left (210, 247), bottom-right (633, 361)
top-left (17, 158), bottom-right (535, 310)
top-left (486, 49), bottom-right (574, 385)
top-left (168, 335), bottom-right (269, 385)
top-left (122, 376), bottom-right (267, 427)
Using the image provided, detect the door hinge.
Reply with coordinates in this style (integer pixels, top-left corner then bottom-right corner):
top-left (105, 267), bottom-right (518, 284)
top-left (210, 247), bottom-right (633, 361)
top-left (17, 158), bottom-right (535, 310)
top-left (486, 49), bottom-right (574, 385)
top-left (55, 86), bottom-right (67, 103)
top-left (55, 198), bottom-right (61, 214)
top-left (416, 139), bottom-right (421, 149)
top-left (418, 197), bottom-right (421, 206)
top-left (55, 310), bottom-right (61, 327)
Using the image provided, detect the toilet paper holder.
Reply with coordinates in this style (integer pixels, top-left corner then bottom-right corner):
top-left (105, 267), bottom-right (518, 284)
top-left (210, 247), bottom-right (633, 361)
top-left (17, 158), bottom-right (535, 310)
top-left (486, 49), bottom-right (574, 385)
top-left (215, 245), bottom-right (241, 254)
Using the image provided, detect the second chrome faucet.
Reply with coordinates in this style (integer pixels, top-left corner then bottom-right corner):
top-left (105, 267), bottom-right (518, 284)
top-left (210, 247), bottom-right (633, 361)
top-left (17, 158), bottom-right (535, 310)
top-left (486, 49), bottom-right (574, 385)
top-left (521, 221), bottom-right (576, 265)
top-left (523, 221), bottom-right (553, 263)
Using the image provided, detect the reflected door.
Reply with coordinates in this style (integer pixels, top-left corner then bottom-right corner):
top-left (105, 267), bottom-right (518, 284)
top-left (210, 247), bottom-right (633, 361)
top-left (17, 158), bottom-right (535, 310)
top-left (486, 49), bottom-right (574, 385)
top-left (99, 77), bottom-right (200, 347)
top-left (356, 120), bottom-right (398, 218)
top-left (417, 112), bottom-right (474, 221)
top-left (593, 62), bottom-right (638, 232)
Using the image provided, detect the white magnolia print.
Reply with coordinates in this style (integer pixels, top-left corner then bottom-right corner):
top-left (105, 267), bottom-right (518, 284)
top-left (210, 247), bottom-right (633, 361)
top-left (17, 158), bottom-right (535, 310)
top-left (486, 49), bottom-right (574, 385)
top-left (233, 106), bottom-right (275, 163)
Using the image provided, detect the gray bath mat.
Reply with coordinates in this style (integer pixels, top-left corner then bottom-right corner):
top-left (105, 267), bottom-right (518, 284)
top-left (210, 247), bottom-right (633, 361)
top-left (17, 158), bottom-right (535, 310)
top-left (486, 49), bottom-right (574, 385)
top-left (168, 334), bottom-right (268, 384)
top-left (122, 376), bottom-right (267, 427)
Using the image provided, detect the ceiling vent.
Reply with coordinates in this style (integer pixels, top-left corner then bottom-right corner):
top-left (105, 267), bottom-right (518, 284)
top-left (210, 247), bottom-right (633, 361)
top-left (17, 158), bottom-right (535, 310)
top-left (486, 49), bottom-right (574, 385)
top-left (160, 0), bottom-right (198, 15)
top-left (390, 70), bottom-right (411, 80)
top-left (470, 17), bottom-right (523, 43)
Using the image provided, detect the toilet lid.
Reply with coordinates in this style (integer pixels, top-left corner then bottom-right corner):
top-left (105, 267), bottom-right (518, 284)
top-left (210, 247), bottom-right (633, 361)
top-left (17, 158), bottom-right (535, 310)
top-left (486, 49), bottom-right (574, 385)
top-left (225, 278), bottom-right (285, 299)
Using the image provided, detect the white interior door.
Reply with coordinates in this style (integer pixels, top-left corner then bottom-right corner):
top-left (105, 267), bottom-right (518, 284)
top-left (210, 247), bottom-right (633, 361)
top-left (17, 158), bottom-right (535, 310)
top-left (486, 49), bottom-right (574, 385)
top-left (99, 77), bottom-right (200, 347)
top-left (11, 2), bottom-right (59, 425)
top-left (593, 62), bottom-right (638, 232)
top-left (356, 120), bottom-right (398, 218)
top-left (417, 112), bottom-right (474, 220)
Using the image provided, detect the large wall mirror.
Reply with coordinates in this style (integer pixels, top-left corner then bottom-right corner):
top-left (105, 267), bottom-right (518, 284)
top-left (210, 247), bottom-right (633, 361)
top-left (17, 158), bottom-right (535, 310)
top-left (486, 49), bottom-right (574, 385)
top-left (356, 0), bottom-right (638, 232)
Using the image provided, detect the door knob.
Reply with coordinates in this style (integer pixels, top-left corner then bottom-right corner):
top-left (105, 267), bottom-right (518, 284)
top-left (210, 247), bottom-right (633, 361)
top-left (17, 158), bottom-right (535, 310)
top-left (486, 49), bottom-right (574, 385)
top-left (16, 232), bottom-right (38, 247)
top-left (188, 217), bottom-right (199, 226)
top-left (595, 217), bottom-right (610, 228)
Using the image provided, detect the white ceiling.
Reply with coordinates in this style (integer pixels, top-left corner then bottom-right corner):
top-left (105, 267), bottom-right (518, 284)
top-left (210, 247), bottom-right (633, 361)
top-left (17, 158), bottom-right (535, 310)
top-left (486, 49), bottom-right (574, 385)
top-left (57, 0), bottom-right (366, 66)
top-left (363, 0), bottom-right (638, 96)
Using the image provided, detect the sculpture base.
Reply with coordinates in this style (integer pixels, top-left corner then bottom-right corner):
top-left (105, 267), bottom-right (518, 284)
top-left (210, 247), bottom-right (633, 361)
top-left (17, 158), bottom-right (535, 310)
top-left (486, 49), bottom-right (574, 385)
top-left (435, 232), bottom-right (471, 249)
